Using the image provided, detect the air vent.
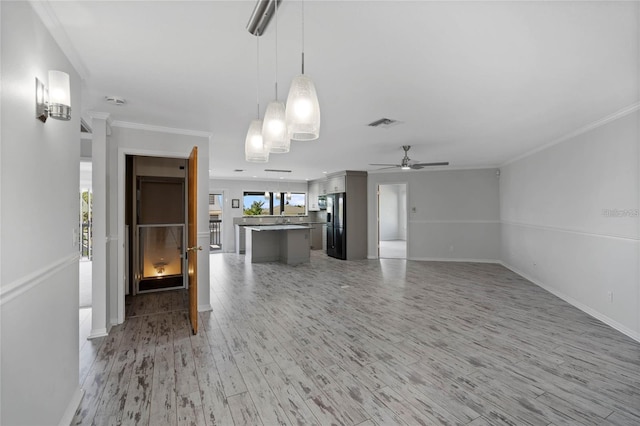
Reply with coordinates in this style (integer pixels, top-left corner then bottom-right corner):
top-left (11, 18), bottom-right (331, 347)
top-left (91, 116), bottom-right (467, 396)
top-left (105, 96), bottom-right (126, 106)
top-left (264, 169), bottom-right (292, 173)
top-left (234, 169), bottom-right (245, 172)
top-left (367, 117), bottom-right (401, 128)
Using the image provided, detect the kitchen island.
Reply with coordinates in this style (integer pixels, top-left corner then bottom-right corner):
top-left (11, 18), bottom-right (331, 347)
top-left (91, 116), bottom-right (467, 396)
top-left (245, 225), bottom-right (312, 265)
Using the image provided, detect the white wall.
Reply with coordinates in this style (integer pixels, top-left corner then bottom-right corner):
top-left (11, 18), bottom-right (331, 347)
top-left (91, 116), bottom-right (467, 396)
top-left (106, 124), bottom-right (213, 323)
top-left (368, 169), bottom-right (501, 261)
top-left (0, 2), bottom-right (82, 423)
top-left (209, 178), bottom-right (309, 252)
top-left (379, 184), bottom-right (402, 240)
top-left (500, 108), bottom-right (640, 340)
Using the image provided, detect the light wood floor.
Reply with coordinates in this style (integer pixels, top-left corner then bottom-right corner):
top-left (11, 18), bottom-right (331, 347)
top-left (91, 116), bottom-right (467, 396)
top-left (379, 240), bottom-right (407, 259)
top-left (74, 252), bottom-right (640, 425)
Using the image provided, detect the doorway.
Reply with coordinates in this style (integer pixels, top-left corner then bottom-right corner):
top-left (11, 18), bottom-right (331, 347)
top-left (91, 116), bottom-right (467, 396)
top-left (378, 183), bottom-right (407, 259)
top-left (79, 160), bottom-right (93, 309)
top-left (126, 156), bottom-right (188, 295)
top-left (209, 193), bottom-right (223, 251)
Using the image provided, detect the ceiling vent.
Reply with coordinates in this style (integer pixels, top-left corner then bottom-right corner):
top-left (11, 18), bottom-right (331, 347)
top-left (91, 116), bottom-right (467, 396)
top-left (367, 118), bottom-right (401, 128)
top-left (264, 169), bottom-right (292, 173)
top-left (234, 169), bottom-right (245, 172)
top-left (105, 96), bottom-right (126, 106)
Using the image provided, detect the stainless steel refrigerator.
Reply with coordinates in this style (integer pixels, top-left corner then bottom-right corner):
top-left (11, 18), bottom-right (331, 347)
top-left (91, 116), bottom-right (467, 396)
top-left (326, 193), bottom-right (346, 259)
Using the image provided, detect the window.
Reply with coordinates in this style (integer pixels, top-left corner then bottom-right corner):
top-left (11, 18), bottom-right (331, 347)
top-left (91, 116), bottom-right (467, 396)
top-left (243, 191), bottom-right (306, 216)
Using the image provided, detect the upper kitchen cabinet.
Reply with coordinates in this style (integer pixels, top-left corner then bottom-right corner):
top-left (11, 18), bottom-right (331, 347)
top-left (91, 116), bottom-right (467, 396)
top-left (326, 175), bottom-right (346, 194)
top-left (308, 180), bottom-right (320, 211)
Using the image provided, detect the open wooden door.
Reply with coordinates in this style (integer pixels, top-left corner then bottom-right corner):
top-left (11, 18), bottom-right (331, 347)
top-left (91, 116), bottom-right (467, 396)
top-left (187, 146), bottom-right (199, 334)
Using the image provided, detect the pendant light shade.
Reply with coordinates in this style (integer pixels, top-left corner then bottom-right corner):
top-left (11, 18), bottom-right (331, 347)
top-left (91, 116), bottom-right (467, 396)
top-left (286, 74), bottom-right (320, 141)
top-left (262, 101), bottom-right (289, 153)
top-left (245, 119), bottom-right (269, 163)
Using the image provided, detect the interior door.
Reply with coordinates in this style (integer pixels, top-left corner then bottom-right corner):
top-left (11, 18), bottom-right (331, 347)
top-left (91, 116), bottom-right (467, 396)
top-left (187, 146), bottom-right (199, 334)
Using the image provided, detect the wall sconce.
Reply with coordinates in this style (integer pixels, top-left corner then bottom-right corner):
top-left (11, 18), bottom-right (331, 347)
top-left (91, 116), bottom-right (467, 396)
top-left (36, 70), bottom-right (71, 122)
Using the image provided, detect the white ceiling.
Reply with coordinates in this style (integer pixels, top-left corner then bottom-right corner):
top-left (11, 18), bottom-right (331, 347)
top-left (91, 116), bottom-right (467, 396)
top-left (42, 1), bottom-right (639, 181)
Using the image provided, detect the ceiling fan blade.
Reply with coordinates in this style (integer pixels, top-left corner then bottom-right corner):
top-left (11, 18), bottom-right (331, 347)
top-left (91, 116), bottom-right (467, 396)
top-left (412, 162), bottom-right (449, 168)
top-left (369, 163), bottom-right (399, 167)
top-left (373, 166), bottom-right (399, 171)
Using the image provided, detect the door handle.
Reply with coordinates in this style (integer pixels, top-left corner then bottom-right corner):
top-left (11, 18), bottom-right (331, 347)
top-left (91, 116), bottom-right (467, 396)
top-left (186, 246), bottom-right (202, 252)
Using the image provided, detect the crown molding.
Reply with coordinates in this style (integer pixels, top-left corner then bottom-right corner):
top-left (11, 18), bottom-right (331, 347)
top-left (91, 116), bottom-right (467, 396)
top-left (29, 0), bottom-right (90, 81)
top-left (111, 120), bottom-right (212, 138)
top-left (87, 111), bottom-right (111, 121)
top-left (502, 102), bottom-right (640, 167)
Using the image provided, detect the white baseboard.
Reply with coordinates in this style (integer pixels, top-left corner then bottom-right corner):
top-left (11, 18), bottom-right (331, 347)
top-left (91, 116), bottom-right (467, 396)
top-left (499, 261), bottom-right (640, 343)
top-left (87, 327), bottom-right (109, 340)
top-left (198, 303), bottom-right (213, 312)
top-left (58, 386), bottom-right (84, 426)
top-left (408, 257), bottom-right (501, 264)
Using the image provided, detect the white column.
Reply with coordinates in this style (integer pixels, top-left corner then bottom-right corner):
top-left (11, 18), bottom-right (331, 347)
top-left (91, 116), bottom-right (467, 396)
top-left (88, 112), bottom-right (110, 338)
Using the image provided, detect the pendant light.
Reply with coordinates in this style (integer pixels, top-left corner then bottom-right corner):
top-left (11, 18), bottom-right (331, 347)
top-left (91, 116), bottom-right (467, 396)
top-left (262, 0), bottom-right (289, 153)
top-left (246, 32), bottom-right (269, 163)
top-left (286, 0), bottom-right (320, 141)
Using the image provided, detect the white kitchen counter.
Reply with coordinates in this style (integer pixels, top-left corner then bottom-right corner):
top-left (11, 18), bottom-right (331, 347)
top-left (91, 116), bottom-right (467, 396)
top-left (246, 224), bottom-right (311, 231)
top-left (245, 225), bottom-right (312, 265)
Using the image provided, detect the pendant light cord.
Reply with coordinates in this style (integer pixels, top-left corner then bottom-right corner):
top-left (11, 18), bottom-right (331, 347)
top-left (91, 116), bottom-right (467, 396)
top-left (301, 0), bottom-right (305, 75)
top-left (256, 32), bottom-right (260, 118)
top-left (275, 0), bottom-right (279, 100)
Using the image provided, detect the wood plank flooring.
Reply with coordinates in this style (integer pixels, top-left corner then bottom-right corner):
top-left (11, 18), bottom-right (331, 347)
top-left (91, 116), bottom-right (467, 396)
top-left (74, 252), bottom-right (640, 425)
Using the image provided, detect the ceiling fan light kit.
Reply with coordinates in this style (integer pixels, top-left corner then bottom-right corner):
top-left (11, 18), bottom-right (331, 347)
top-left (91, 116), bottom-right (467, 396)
top-left (370, 145), bottom-right (450, 171)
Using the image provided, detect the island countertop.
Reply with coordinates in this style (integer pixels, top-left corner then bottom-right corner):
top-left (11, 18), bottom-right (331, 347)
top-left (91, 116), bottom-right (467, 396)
top-left (245, 224), bottom-right (312, 231)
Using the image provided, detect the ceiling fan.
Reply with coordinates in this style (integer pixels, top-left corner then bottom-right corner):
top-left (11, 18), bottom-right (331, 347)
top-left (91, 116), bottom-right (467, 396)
top-left (370, 145), bottom-right (449, 170)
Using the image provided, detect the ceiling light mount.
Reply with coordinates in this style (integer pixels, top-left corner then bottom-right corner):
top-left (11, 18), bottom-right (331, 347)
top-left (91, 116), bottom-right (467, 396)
top-left (246, 0), bottom-right (281, 36)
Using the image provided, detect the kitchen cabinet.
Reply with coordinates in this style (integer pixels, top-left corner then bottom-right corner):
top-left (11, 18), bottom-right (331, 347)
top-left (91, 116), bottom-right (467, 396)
top-left (310, 224), bottom-right (323, 250)
top-left (319, 179), bottom-right (328, 195)
top-left (326, 175), bottom-right (345, 194)
top-left (308, 181), bottom-right (320, 211)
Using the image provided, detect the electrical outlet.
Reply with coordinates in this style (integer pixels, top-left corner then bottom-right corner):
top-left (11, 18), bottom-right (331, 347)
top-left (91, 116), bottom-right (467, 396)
top-left (449, 245), bottom-right (454, 252)
top-left (243, 218), bottom-right (247, 223)
top-left (607, 291), bottom-right (613, 302)
top-left (259, 217), bottom-right (262, 222)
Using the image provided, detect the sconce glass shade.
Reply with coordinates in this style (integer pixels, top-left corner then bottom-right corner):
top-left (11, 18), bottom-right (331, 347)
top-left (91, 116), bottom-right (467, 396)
top-left (262, 101), bottom-right (289, 153)
top-left (245, 119), bottom-right (269, 163)
top-left (48, 70), bottom-right (71, 120)
top-left (285, 74), bottom-right (320, 141)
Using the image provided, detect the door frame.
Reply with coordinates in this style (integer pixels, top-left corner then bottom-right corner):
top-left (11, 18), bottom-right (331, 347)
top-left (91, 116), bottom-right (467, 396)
top-left (117, 147), bottom-right (192, 325)
top-left (377, 182), bottom-right (408, 259)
